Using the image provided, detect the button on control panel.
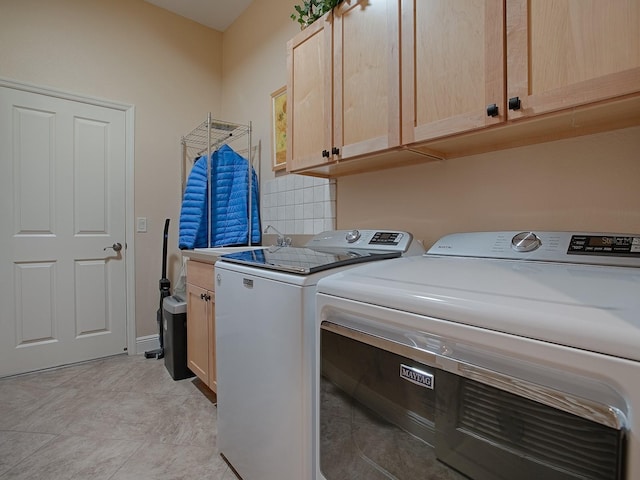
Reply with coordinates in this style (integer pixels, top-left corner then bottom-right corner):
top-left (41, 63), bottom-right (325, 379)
top-left (511, 232), bottom-right (542, 252)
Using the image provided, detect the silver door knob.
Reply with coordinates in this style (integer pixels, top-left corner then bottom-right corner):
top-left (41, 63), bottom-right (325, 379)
top-left (104, 242), bottom-right (123, 252)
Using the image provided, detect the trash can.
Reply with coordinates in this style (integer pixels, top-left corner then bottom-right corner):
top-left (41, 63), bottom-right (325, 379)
top-left (163, 295), bottom-right (194, 380)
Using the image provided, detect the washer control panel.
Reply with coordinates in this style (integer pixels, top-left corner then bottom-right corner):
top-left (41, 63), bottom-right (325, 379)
top-left (429, 231), bottom-right (640, 267)
top-left (307, 229), bottom-right (422, 254)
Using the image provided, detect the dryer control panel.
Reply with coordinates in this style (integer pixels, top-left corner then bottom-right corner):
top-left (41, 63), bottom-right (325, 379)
top-left (428, 231), bottom-right (640, 267)
top-left (568, 235), bottom-right (640, 257)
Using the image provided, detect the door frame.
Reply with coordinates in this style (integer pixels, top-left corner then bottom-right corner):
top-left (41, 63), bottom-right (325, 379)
top-left (0, 77), bottom-right (137, 357)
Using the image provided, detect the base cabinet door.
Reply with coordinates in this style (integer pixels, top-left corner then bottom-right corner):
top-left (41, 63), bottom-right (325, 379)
top-left (186, 283), bottom-right (210, 385)
top-left (186, 260), bottom-right (216, 392)
top-left (208, 296), bottom-right (216, 392)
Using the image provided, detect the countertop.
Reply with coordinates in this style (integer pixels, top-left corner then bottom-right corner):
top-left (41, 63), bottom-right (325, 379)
top-left (181, 234), bottom-right (313, 264)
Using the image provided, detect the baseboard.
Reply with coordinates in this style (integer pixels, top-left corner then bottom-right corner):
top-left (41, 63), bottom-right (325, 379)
top-left (136, 334), bottom-right (159, 355)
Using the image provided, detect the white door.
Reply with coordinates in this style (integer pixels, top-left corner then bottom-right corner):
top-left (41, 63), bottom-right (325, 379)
top-left (0, 86), bottom-right (128, 377)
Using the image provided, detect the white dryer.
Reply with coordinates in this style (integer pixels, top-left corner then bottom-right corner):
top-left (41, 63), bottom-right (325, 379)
top-left (316, 231), bottom-right (640, 480)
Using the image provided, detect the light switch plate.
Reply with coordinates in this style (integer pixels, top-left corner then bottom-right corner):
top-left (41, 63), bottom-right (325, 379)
top-left (136, 217), bottom-right (147, 233)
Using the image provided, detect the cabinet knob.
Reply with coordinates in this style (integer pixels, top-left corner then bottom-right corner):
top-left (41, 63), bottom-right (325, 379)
top-left (508, 97), bottom-right (521, 110)
top-left (322, 149), bottom-right (330, 158)
top-left (486, 104), bottom-right (499, 117)
top-left (332, 147), bottom-right (340, 156)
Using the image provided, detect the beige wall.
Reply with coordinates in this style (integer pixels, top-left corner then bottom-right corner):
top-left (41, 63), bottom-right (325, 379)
top-left (337, 126), bottom-right (640, 248)
top-left (220, 0), bottom-right (299, 183)
top-left (0, 0), bottom-right (223, 337)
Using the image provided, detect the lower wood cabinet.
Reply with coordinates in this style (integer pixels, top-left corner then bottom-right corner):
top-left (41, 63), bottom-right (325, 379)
top-left (186, 260), bottom-right (216, 392)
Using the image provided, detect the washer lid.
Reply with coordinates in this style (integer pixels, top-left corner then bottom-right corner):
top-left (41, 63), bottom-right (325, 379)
top-left (316, 255), bottom-right (640, 362)
top-left (219, 246), bottom-right (401, 274)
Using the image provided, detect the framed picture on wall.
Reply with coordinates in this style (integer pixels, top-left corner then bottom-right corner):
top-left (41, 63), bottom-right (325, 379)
top-left (271, 86), bottom-right (287, 171)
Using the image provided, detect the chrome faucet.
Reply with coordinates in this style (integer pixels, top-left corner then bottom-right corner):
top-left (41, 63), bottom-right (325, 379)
top-left (264, 225), bottom-right (292, 247)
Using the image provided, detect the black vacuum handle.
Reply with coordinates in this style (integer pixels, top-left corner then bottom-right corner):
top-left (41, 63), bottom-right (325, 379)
top-left (161, 218), bottom-right (170, 279)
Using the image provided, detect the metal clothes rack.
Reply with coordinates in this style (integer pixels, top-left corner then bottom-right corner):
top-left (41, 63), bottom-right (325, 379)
top-left (181, 113), bottom-right (254, 247)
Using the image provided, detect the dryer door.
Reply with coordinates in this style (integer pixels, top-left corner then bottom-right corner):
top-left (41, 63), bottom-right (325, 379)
top-left (320, 321), bottom-right (625, 480)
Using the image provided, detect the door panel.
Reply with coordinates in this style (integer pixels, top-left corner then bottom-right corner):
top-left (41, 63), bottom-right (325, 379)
top-left (287, 12), bottom-right (333, 171)
top-left (335, 0), bottom-right (400, 156)
top-left (14, 262), bottom-right (56, 346)
top-left (0, 86), bottom-right (127, 376)
top-left (402, 0), bottom-right (505, 144)
top-left (506, 0), bottom-right (640, 119)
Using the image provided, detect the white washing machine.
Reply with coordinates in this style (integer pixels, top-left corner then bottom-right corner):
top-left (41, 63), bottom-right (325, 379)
top-left (316, 231), bottom-right (640, 480)
top-left (214, 230), bottom-right (423, 480)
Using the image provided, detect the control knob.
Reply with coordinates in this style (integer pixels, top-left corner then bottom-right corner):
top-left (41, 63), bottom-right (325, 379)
top-left (511, 232), bottom-right (541, 252)
top-left (345, 229), bottom-right (361, 243)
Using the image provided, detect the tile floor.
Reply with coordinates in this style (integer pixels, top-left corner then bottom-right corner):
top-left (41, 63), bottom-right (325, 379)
top-left (0, 354), bottom-right (239, 480)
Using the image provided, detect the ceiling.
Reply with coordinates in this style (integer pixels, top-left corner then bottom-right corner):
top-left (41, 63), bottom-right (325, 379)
top-left (144, 0), bottom-right (254, 32)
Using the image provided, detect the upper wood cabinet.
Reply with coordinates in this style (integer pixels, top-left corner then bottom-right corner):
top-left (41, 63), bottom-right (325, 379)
top-left (286, 11), bottom-right (332, 172)
top-left (401, 0), bottom-right (506, 145)
top-left (506, 0), bottom-right (640, 121)
top-left (287, 0), bottom-right (640, 176)
top-left (333, 0), bottom-right (401, 159)
top-left (287, 0), bottom-right (401, 172)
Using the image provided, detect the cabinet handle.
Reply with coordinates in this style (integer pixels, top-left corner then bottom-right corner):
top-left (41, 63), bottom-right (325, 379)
top-left (508, 97), bottom-right (521, 110)
top-left (486, 104), bottom-right (499, 117)
top-left (200, 293), bottom-right (206, 300)
top-left (322, 149), bottom-right (330, 158)
top-left (332, 147), bottom-right (340, 156)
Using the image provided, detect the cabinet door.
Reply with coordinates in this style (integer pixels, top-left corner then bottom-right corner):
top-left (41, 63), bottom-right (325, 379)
top-left (208, 294), bottom-right (216, 393)
top-left (402, 0), bottom-right (505, 145)
top-left (333, 0), bottom-right (401, 159)
top-left (287, 11), bottom-right (333, 171)
top-left (186, 283), bottom-right (209, 385)
top-left (507, 0), bottom-right (640, 120)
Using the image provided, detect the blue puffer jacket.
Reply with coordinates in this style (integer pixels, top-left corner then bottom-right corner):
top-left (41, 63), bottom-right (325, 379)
top-left (179, 145), bottom-right (261, 249)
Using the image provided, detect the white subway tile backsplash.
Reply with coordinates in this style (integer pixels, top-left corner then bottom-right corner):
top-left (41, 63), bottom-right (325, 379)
top-left (285, 190), bottom-right (295, 206)
top-left (313, 202), bottom-right (324, 219)
top-left (285, 174), bottom-right (295, 191)
top-left (303, 202), bottom-right (314, 219)
top-left (303, 187), bottom-right (314, 204)
top-left (304, 219), bottom-right (314, 234)
top-left (303, 176), bottom-right (314, 188)
top-left (285, 219), bottom-right (295, 233)
top-left (285, 205), bottom-right (295, 220)
top-left (324, 201), bottom-right (336, 218)
top-left (312, 185), bottom-right (323, 202)
top-left (262, 175), bottom-right (336, 235)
